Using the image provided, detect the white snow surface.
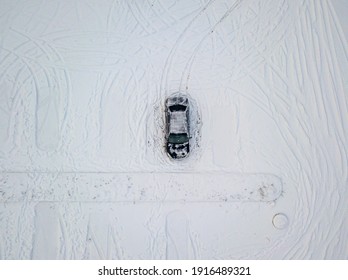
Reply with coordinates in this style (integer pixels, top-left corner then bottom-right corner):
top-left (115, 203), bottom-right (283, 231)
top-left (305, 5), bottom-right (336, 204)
top-left (0, 0), bottom-right (347, 259)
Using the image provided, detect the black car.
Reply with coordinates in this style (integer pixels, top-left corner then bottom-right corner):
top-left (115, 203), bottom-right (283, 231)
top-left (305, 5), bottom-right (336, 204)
top-left (165, 94), bottom-right (190, 159)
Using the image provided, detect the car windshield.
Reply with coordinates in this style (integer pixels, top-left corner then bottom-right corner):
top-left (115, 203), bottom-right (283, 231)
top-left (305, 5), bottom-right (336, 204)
top-left (168, 133), bottom-right (189, 144)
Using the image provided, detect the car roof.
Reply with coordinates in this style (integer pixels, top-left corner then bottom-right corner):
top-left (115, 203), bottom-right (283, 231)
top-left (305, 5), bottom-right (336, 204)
top-left (169, 111), bottom-right (188, 134)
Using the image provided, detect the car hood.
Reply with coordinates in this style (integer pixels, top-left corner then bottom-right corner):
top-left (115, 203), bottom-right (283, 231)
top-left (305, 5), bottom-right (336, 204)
top-left (167, 142), bottom-right (189, 159)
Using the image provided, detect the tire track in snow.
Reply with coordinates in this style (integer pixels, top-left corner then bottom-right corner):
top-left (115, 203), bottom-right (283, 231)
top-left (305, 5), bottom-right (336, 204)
top-left (0, 28), bottom-right (70, 154)
top-left (243, 0), bottom-right (348, 259)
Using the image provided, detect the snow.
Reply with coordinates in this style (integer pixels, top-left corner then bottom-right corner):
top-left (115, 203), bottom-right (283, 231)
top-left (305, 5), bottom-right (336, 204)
top-left (0, 0), bottom-right (347, 259)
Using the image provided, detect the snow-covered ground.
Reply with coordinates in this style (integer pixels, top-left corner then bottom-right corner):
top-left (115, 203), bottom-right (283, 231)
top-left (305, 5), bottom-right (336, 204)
top-left (0, 0), bottom-right (347, 259)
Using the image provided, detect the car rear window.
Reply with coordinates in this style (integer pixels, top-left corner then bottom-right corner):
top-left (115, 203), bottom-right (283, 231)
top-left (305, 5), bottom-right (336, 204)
top-left (169, 104), bottom-right (186, 112)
